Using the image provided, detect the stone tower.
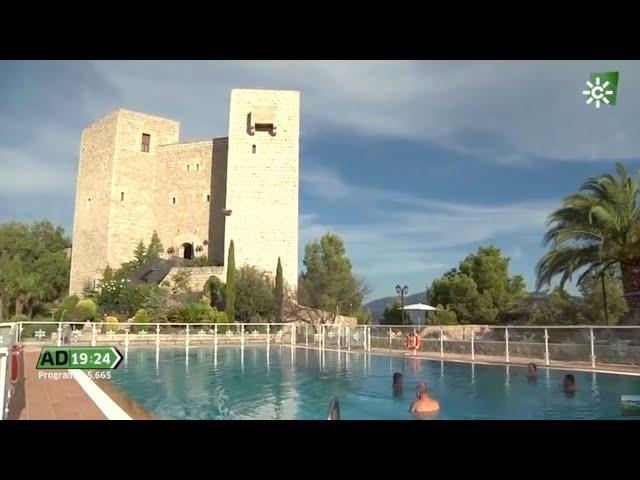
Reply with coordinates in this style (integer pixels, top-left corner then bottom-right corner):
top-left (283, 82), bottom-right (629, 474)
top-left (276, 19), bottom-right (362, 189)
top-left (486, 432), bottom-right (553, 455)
top-left (223, 89), bottom-right (300, 290)
top-left (69, 89), bottom-right (300, 296)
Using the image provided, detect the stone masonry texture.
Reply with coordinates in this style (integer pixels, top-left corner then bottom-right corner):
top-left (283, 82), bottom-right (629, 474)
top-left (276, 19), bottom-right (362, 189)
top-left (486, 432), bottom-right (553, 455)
top-left (69, 89), bottom-right (300, 295)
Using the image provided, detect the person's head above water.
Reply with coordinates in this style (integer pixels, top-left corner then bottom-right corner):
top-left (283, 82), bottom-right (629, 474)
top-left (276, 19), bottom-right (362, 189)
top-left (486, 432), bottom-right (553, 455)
top-left (416, 382), bottom-right (429, 398)
top-left (393, 372), bottom-right (403, 385)
top-left (563, 374), bottom-right (576, 391)
top-left (527, 362), bottom-right (537, 376)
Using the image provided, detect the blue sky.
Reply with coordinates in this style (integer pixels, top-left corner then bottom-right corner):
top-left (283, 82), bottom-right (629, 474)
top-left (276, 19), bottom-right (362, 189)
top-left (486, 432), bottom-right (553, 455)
top-left (2, 61), bottom-right (640, 301)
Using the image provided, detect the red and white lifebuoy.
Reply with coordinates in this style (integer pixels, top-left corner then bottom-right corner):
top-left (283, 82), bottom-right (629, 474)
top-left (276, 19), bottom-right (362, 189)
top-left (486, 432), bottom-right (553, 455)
top-left (405, 332), bottom-right (421, 351)
top-left (10, 343), bottom-right (21, 384)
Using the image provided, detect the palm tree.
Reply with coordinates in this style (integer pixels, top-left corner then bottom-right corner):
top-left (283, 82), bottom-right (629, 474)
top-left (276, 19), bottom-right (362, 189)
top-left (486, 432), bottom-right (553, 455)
top-left (12, 272), bottom-right (39, 317)
top-left (536, 163), bottom-right (640, 324)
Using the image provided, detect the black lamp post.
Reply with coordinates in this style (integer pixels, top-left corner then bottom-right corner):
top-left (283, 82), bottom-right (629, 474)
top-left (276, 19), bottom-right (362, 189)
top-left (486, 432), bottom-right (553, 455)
top-left (396, 284), bottom-right (409, 325)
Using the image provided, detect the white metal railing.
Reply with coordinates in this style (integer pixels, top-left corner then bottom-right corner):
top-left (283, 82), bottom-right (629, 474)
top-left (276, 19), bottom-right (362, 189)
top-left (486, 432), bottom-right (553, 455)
top-left (6, 321), bottom-right (640, 369)
top-left (366, 324), bottom-right (640, 368)
top-left (0, 323), bottom-right (17, 420)
top-left (0, 347), bottom-right (9, 420)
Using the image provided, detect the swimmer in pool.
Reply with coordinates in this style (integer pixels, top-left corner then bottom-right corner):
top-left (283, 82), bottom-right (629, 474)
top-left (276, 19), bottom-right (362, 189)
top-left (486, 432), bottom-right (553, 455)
top-left (563, 374), bottom-right (576, 393)
top-left (393, 372), bottom-right (403, 396)
top-left (527, 362), bottom-right (537, 380)
top-left (409, 382), bottom-right (440, 414)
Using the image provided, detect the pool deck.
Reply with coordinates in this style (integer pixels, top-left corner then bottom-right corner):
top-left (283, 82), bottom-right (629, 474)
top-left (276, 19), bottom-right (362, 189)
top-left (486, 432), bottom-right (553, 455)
top-left (9, 346), bottom-right (152, 420)
top-left (9, 348), bottom-right (107, 420)
top-left (366, 347), bottom-right (640, 375)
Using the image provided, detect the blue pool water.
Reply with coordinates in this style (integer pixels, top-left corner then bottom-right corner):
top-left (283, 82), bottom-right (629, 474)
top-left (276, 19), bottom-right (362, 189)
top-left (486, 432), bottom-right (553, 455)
top-left (109, 346), bottom-right (640, 420)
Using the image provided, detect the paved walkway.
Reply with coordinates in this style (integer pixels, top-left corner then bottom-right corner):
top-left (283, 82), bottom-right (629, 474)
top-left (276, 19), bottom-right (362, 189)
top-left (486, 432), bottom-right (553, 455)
top-left (10, 348), bottom-right (107, 420)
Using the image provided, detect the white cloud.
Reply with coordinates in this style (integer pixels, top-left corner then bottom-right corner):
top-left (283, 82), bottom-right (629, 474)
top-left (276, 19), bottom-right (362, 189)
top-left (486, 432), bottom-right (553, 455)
top-left (89, 60), bottom-right (640, 163)
top-left (300, 166), bottom-right (554, 291)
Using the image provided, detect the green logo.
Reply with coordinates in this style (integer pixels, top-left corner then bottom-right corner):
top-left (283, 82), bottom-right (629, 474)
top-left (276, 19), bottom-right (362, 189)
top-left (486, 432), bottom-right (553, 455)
top-left (582, 72), bottom-right (619, 108)
top-left (36, 346), bottom-right (123, 370)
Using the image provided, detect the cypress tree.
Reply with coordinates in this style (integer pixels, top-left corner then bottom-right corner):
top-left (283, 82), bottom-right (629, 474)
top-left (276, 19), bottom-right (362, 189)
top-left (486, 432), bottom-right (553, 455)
top-left (225, 240), bottom-right (236, 322)
top-left (275, 257), bottom-right (284, 322)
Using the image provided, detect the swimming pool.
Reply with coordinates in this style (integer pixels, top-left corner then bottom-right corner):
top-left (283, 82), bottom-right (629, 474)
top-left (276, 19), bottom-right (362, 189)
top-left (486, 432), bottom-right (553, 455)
top-left (108, 345), bottom-right (640, 420)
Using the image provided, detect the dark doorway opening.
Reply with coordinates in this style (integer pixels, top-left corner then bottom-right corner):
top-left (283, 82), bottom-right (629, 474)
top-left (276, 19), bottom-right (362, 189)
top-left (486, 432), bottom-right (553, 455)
top-left (182, 243), bottom-right (194, 260)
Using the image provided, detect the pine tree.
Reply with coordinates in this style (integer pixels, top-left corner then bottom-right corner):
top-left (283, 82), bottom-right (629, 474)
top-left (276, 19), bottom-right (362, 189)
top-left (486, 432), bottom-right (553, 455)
top-left (133, 240), bottom-right (147, 266)
top-left (147, 231), bottom-right (163, 259)
top-left (275, 257), bottom-right (284, 322)
top-left (225, 240), bottom-right (236, 322)
top-left (102, 265), bottom-right (114, 282)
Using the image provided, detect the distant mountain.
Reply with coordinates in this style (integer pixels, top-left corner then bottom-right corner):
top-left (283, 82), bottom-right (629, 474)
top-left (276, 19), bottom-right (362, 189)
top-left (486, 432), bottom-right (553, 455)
top-left (364, 292), bottom-right (426, 324)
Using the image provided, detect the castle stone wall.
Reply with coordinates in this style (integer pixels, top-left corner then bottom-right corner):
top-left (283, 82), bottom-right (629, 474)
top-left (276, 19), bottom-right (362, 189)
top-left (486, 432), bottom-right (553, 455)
top-left (69, 111), bottom-right (118, 295)
top-left (107, 110), bottom-right (179, 272)
top-left (70, 90), bottom-right (300, 298)
top-left (154, 140), bottom-right (214, 259)
top-left (166, 266), bottom-right (225, 292)
top-left (224, 89), bottom-right (300, 290)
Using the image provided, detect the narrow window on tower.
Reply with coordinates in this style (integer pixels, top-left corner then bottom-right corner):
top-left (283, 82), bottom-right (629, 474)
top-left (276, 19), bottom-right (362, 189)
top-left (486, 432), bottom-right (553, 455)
top-left (141, 133), bottom-right (151, 153)
top-left (252, 144), bottom-right (256, 154)
top-left (206, 194), bottom-right (210, 202)
top-left (187, 164), bottom-right (190, 172)
top-left (121, 192), bottom-right (125, 202)
top-left (196, 163), bottom-right (200, 172)
top-left (172, 197), bottom-right (176, 205)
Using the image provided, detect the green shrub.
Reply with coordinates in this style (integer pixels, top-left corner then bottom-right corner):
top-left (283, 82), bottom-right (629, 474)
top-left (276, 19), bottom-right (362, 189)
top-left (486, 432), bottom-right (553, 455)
top-left (105, 316), bottom-right (120, 332)
top-left (72, 299), bottom-right (97, 321)
top-left (56, 295), bottom-right (79, 321)
top-left (213, 310), bottom-right (228, 323)
top-left (430, 305), bottom-right (458, 325)
top-left (204, 276), bottom-right (225, 310)
top-left (168, 300), bottom-right (216, 323)
top-left (133, 308), bottom-right (149, 332)
top-left (193, 256), bottom-right (214, 267)
top-left (212, 309), bottom-right (230, 332)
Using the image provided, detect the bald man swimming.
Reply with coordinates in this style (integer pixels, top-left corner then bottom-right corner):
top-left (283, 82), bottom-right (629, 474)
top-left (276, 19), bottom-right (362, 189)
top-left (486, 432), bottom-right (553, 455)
top-left (409, 382), bottom-right (440, 414)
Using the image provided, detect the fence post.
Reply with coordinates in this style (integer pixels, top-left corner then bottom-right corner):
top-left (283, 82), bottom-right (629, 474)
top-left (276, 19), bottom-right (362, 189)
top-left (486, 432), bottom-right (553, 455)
top-left (57, 322), bottom-right (62, 347)
top-left (186, 324), bottom-right (190, 350)
top-left (364, 325), bottom-right (371, 351)
top-left (124, 328), bottom-right (129, 350)
top-left (305, 324), bottom-right (309, 346)
top-left (346, 326), bottom-right (351, 350)
top-left (337, 325), bottom-right (342, 350)
top-left (91, 323), bottom-right (97, 347)
top-left (266, 324), bottom-right (270, 347)
top-left (290, 324), bottom-right (295, 346)
top-left (471, 327), bottom-right (475, 361)
top-left (156, 323), bottom-right (160, 349)
top-left (590, 327), bottom-right (596, 368)
top-left (240, 323), bottom-right (245, 348)
top-left (388, 327), bottom-right (392, 351)
top-left (363, 326), bottom-right (367, 351)
top-left (214, 324), bottom-right (219, 347)
top-left (505, 327), bottom-right (510, 363)
top-left (544, 327), bottom-right (549, 365)
top-left (440, 327), bottom-right (444, 359)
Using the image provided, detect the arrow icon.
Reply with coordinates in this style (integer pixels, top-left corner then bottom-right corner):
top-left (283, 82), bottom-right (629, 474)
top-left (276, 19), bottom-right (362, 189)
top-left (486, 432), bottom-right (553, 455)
top-left (109, 347), bottom-right (123, 369)
top-left (37, 346), bottom-right (125, 370)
